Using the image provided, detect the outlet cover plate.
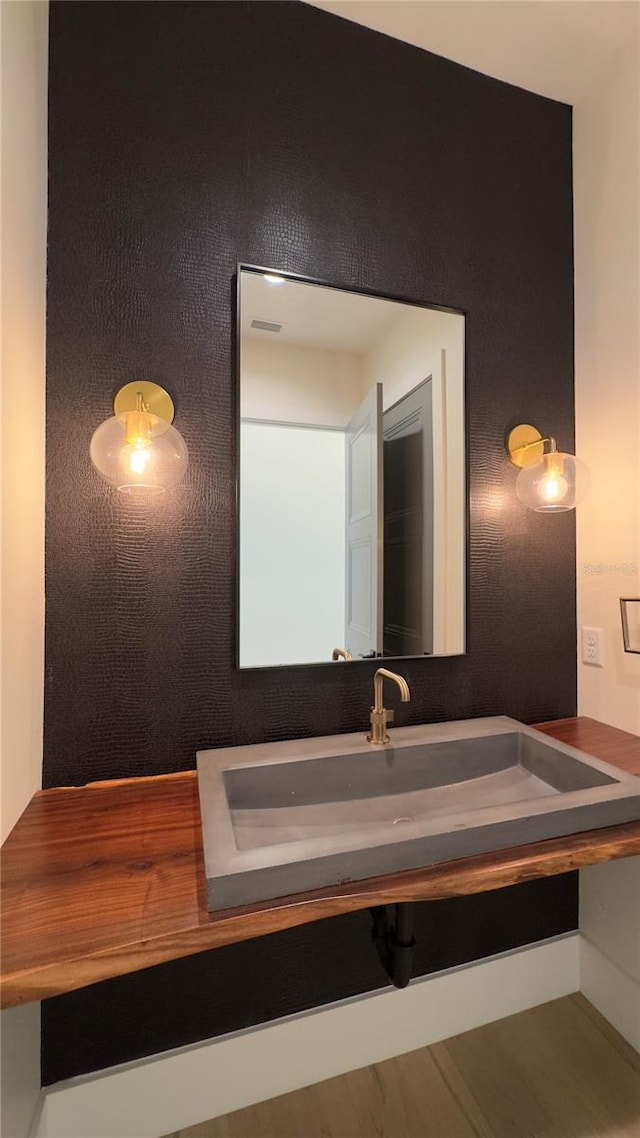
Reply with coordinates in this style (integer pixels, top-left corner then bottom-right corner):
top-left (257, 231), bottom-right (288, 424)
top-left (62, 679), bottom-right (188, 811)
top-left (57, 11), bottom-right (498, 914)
top-left (582, 626), bottom-right (604, 667)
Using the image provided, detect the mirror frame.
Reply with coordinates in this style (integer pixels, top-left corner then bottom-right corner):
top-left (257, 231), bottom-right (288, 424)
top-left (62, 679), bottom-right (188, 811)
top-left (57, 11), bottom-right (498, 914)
top-left (235, 262), bottom-right (470, 671)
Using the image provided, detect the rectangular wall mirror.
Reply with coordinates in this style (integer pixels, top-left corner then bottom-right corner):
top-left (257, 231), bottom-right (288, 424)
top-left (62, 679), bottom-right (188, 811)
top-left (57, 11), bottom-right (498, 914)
top-left (237, 265), bottom-right (466, 668)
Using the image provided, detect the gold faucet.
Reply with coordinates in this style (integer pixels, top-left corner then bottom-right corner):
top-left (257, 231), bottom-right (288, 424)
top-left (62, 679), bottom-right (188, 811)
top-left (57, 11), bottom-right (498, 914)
top-left (332, 647), bottom-right (353, 661)
top-left (367, 668), bottom-right (411, 744)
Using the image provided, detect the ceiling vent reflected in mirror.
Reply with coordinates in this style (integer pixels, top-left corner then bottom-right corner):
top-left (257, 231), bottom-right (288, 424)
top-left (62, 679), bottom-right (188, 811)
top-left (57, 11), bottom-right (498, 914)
top-left (250, 318), bottom-right (284, 333)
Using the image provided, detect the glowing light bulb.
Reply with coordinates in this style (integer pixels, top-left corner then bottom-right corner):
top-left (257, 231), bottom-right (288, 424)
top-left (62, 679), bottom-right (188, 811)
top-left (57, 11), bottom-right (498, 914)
top-left (508, 425), bottom-right (590, 513)
top-left (515, 451), bottom-right (589, 512)
top-left (539, 473), bottom-right (569, 504)
top-left (128, 445), bottom-right (152, 475)
top-left (263, 274), bottom-right (285, 285)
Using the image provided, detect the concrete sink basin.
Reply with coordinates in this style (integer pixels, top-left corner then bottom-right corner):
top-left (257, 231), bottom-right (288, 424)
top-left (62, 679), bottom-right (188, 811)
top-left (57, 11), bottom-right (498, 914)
top-left (197, 716), bottom-right (640, 911)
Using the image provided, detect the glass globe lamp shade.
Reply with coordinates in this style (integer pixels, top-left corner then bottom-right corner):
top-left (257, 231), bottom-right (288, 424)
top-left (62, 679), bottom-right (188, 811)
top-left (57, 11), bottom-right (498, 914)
top-left (90, 410), bottom-right (188, 493)
top-left (516, 451), bottom-right (589, 512)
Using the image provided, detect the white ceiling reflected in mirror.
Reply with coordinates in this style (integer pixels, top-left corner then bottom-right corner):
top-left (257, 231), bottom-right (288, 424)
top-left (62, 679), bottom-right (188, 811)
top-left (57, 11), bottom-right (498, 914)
top-left (238, 266), bottom-right (466, 668)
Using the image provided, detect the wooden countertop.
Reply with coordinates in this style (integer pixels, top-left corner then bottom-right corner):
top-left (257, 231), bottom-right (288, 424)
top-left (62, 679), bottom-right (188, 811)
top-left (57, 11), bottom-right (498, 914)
top-left (1, 717), bottom-right (639, 1010)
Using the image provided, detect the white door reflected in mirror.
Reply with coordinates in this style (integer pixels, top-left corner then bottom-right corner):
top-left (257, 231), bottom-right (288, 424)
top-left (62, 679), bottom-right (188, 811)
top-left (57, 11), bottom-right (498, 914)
top-left (238, 266), bottom-right (466, 668)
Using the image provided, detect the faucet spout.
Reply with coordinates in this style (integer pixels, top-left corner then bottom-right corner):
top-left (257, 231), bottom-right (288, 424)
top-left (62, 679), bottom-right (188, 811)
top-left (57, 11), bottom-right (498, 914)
top-left (373, 668), bottom-right (410, 708)
top-left (368, 668), bottom-right (411, 745)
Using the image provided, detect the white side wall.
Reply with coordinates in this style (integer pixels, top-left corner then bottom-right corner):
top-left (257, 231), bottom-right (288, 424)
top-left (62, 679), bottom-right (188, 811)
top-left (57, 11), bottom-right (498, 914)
top-left (580, 859), bottom-right (640, 1052)
top-left (241, 338), bottom-right (363, 427)
top-left (0, 3), bottom-right (48, 1134)
top-left (574, 25), bottom-right (640, 1052)
top-left (240, 339), bottom-right (360, 666)
top-left (574, 30), bottom-right (640, 737)
top-left (362, 305), bottom-right (461, 415)
top-left (0, 0), bottom-right (48, 841)
top-left (240, 423), bottom-right (346, 666)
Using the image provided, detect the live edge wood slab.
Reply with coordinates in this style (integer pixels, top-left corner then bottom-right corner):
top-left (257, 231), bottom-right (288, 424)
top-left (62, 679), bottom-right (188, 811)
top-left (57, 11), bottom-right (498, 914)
top-left (2, 717), bottom-right (639, 1010)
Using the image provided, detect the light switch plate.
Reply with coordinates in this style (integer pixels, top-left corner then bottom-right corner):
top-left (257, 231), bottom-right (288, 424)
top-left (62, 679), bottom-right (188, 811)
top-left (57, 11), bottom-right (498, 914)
top-left (582, 626), bottom-right (604, 667)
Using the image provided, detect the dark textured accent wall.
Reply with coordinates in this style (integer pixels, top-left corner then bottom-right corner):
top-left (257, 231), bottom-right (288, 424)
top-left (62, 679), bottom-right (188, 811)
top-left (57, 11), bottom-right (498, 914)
top-left (44, 0), bottom-right (576, 1080)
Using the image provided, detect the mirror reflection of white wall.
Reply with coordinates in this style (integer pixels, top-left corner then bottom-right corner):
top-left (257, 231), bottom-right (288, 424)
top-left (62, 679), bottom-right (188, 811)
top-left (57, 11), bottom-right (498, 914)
top-left (239, 269), bottom-right (465, 669)
top-left (240, 423), bottom-right (346, 667)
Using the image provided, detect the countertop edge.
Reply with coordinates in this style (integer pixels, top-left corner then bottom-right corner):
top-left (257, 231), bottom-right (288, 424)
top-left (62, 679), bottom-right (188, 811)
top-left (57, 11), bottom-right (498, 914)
top-left (2, 716), bottom-right (639, 1009)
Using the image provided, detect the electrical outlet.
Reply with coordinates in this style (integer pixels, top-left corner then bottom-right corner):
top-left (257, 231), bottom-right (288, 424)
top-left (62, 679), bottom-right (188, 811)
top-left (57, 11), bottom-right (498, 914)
top-left (582, 626), bottom-right (604, 667)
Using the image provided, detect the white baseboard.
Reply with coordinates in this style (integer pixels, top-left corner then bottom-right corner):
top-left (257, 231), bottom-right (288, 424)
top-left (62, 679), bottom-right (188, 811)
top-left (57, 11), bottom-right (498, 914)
top-left (37, 933), bottom-right (579, 1138)
top-left (580, 936), bottom-right (640, 1052)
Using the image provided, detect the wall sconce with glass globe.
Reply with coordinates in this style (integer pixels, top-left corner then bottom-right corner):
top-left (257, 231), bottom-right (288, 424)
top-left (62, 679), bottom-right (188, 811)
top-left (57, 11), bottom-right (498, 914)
top-left (506, 424), bottom-right (589, 512)
top-left (90, 381), bottom-right (188, 494)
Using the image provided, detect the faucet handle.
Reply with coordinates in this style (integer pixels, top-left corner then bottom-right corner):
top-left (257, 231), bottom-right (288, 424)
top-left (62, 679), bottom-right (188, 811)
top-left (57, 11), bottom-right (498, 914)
top-left (368, 706), bottom-right (390, 745)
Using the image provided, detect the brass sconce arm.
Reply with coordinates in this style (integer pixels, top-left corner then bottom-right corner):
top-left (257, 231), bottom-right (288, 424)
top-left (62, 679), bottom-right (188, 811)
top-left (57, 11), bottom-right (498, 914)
top-left (507, 426), bottom-right (559, 469)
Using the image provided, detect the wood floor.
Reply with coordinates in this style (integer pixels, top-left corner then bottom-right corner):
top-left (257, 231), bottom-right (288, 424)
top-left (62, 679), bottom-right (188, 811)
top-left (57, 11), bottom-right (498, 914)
top-left (165, 995), bottom-right (640, 1138)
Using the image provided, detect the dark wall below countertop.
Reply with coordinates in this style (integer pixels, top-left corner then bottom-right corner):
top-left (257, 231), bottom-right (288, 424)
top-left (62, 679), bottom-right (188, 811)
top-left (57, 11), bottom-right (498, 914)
top-left (42, 874), bottom-right (578, 1085)
top-left (43, 0), bottom-right (576, 1080)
